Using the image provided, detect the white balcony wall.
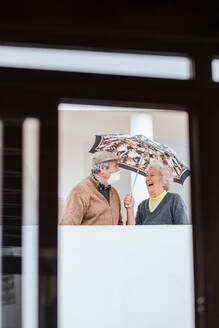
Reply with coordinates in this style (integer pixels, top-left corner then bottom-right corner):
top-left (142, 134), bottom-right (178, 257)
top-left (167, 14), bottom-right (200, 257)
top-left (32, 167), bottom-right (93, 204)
top-left (21, 225), bottom-right (195, 328)
top-left (58, 226), bottom-right (195, 328)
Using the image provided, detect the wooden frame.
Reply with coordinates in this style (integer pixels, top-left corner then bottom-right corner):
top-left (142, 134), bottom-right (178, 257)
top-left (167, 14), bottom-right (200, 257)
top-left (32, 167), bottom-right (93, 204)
top-left (0, 46), bottom-right (218, 328)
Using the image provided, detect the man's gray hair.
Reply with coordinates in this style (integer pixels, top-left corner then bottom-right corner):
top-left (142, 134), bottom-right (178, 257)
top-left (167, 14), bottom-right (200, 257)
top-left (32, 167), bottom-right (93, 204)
top-left (91, 161), bottom-right (111, 174)
top-left (146, 160), bottom-right (173, 191)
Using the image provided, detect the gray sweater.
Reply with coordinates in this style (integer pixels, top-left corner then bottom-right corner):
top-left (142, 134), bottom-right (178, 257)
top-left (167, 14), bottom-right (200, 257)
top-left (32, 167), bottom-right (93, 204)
top-left (135, 192), bottom-right (189, 225)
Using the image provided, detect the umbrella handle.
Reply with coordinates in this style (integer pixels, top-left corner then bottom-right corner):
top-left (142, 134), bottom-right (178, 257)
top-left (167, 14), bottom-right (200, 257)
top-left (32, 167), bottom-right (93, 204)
top-left (124, 193), bottom-right (133, 208)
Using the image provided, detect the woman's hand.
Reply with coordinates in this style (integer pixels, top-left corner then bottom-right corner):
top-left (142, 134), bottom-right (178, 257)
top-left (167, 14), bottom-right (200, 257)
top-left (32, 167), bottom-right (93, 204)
top-left (124, 193), bottom-right (135, 209)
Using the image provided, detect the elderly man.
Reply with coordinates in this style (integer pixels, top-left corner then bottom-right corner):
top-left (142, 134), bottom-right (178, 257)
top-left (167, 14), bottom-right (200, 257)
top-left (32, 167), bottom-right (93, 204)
top-left (60, 151), bottom-right (123, 225)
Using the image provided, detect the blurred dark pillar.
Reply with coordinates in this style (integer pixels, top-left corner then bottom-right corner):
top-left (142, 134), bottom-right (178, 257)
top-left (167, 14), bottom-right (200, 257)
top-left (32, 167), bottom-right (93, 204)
top-left (2, 120), bottom-right (23, 328)
top-left (38, 99), bottom-right (58, 328)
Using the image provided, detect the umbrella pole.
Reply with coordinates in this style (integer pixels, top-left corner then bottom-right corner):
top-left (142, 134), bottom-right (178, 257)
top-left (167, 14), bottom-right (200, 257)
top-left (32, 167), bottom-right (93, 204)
top-left (131, 152), bottom-right (146, 193)
top-left (131, 171), bottom-right (139, 194)
top-left (124, 153), bottom-right (145, 208)
top-left (125, 158), bottom-right (144, 208)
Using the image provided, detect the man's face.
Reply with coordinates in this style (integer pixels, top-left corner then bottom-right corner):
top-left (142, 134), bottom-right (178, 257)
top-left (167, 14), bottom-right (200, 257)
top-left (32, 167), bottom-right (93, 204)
top-left (100, 160), bottom-right (120, 180)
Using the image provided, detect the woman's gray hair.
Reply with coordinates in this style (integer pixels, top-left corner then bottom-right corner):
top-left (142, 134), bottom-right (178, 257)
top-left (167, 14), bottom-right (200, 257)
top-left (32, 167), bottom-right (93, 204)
top-left (146, 160), bottom-right (173, 191)
top-left (91, 161), bottom-right (111, 174)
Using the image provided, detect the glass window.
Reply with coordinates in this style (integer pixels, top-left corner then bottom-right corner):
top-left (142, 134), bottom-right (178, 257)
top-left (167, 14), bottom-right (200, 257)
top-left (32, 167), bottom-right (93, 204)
top-left (58, 104), bottom-right (194, 328)
top-left (0, 46), bottom-right (191, 79)
top-left (212, 59), bottom-right (219, 81)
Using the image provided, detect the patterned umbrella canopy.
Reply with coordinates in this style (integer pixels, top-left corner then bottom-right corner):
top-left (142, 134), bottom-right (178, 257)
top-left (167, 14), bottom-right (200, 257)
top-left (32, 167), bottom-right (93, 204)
top-left (89, 134), bottom-right (190, 185)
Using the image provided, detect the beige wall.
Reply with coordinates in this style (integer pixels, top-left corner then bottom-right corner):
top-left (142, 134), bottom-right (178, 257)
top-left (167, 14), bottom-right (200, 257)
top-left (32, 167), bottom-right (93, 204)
top-left (153, 111), bottom-right (189, 139)
top-left (58, 109), bottom-right (191, 223)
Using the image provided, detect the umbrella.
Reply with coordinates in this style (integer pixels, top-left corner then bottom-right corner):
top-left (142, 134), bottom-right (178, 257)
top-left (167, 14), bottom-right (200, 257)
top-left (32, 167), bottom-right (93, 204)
top-left (89, 134), bottom-right (190, 188)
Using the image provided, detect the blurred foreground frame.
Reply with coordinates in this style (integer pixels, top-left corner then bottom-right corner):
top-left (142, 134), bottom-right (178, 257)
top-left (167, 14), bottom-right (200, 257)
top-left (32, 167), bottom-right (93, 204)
top-left (0, 3), bottom-right (219, 328)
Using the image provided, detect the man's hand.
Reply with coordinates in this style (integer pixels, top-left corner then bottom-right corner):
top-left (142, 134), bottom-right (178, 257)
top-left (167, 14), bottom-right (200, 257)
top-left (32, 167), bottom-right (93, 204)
top-left (124, 193), bottom-right (135, 209)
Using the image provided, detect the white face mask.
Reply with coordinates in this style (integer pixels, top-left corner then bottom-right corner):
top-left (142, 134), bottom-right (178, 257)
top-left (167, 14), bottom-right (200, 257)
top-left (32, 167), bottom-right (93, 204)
top-left (107, 171), bottom-right (120, 185)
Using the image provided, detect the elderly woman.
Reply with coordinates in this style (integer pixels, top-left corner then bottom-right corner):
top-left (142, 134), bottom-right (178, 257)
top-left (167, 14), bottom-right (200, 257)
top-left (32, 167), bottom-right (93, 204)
top-left (124, 160), bottom-right (189, 225)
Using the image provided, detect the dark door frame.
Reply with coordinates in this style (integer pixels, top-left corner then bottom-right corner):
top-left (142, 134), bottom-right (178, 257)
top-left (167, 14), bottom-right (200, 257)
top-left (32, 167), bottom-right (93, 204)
top-left (0, 50), bottom-right (218, 328)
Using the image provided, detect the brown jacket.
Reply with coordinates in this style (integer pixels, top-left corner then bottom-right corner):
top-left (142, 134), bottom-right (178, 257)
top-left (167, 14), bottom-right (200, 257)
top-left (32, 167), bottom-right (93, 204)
top-left (60, 176), bottom-right (123, 225)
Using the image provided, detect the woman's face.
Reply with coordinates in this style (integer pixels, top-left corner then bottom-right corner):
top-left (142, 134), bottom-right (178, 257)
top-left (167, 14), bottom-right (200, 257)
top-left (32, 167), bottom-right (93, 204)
top-left (146, 167), bottom-right (166, 197)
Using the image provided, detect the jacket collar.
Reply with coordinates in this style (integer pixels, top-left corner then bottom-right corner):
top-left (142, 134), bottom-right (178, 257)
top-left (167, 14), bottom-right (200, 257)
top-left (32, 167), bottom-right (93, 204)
top-left (90, 172), bottom-right (111, 191)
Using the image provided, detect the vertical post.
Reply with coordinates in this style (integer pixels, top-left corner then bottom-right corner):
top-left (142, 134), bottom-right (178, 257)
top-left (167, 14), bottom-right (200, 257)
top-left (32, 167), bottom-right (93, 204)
top-left (38, 100), bottom-right (58, 328)
top-left (2, 120), bottom-right (23, 328)
top-left (191, 54), bottom-right (213, 328)
top-left (22, 118), bottom-right (40, 328)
